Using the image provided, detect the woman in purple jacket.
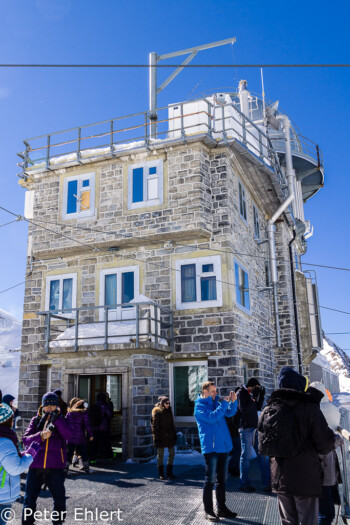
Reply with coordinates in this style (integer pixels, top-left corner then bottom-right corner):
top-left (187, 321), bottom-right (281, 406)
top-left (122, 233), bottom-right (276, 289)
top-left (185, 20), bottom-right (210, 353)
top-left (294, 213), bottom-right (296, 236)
top-left (65, 398), bottom-right (93, 473)
top-left (22, 392), bottom-right (73, 525)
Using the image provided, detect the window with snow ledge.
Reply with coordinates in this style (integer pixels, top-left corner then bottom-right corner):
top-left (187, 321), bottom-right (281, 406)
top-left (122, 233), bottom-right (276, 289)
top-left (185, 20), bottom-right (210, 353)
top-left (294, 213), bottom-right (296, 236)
top-left (169, 360), bottom-right (208, 422)
top-left (238, 180), bottom-right (248, 224)
top-left (45, 273), bottom-right (77, 316)
top-left (127, 160), bottom-right (163, 209)
top-left (175, 255), bottom-right (222, 310)
top-left (99, 266), bottom-right (139, 321)
top-left (62, 172), bottom-right (95, 220)
top-left (234, 259), bottom-right (251, 314)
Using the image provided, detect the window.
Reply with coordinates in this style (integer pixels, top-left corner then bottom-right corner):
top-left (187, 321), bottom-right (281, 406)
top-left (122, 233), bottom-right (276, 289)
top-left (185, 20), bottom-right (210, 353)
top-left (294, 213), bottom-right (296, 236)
top-left (253, 204), bottom-right (260, 240)
top-left (170, 361), bottom-right (208, 422)
top-left (234, 260), bottom-right (250, 313)
top-left (175, 256), bottom-right (223, 310)
top-left (45, 273), bottom-right (77, 314)
top-left (62, 172), bottom-right (95, 220)
top-left (99, 266), bottom-right (139, 320)
top-left (127, 160), bottom-right (163, 209)
top-left (238, 181), bottom-right (247, 222)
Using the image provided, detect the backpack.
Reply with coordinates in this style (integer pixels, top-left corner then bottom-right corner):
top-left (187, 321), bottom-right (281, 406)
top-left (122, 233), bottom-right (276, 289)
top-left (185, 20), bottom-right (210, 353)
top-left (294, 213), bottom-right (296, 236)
top-left (258, 398), bottom-right (302, 458)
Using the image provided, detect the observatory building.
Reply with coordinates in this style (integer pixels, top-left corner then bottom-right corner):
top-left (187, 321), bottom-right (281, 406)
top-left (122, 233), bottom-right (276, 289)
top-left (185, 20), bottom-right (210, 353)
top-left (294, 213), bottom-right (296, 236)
top-left (18, 75), bottom-right (324, 459)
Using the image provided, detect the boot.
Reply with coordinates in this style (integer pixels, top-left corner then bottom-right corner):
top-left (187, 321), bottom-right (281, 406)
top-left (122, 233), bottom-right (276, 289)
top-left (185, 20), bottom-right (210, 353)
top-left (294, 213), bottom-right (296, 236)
top-left (166, 464), bottom-right (176, 479)
top-left (72, 454), bottom-right (79, 467)
top-left (158, 466), bottom-right (165, 480)
top-left (79, 461), bottom-right (90, 473)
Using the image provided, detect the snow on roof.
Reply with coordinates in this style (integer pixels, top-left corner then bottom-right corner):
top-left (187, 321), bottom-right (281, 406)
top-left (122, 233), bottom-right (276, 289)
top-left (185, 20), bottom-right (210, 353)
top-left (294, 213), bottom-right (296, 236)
top-left (320, 335), bottom-right (350, 394)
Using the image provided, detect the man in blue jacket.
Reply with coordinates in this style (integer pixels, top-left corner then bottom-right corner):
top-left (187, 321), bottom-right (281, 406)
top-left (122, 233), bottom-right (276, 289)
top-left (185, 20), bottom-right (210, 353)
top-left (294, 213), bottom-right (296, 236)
top-left (194, 381), bottom-right (238, 522)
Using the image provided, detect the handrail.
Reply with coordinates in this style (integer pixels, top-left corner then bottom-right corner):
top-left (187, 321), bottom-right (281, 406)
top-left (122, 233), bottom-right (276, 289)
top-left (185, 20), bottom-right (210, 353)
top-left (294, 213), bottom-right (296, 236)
top-left (38, 301), bottom-right (173, 354)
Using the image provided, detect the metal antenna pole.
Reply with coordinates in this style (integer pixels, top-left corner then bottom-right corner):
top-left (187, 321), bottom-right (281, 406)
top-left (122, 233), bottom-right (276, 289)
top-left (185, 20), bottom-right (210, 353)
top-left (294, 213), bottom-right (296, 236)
top-left (148, 37), bottom-right (236, 138)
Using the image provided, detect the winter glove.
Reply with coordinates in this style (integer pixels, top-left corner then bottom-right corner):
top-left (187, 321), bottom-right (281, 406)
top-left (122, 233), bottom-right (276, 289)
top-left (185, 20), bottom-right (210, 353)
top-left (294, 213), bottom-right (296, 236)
top-left (24, 441), bottom-right (41, 458)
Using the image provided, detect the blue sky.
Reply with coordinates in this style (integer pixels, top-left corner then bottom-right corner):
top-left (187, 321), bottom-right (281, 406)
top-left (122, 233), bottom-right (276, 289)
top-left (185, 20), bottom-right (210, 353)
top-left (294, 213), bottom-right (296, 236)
top-left (0, 0), bottom-right (349, 352)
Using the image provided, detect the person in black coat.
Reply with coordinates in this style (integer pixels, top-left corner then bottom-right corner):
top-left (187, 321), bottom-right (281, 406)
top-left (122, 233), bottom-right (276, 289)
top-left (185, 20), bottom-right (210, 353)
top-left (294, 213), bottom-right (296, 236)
top-left (265, 367), bottom-right (336, 525)
top-left (151, 396), bottom-right (177, 480)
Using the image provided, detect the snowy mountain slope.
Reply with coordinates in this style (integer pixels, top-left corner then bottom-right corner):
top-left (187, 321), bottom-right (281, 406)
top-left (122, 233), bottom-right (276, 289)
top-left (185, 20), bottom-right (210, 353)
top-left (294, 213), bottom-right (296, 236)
top-left (0, 309), bottom-right (21, 398)
top-left (321, 334), bottom-right (350, 393)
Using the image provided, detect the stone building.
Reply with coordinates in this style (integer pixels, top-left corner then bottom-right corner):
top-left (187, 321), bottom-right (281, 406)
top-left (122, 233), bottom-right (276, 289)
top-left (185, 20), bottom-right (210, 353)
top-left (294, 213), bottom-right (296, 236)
top-left (17, 82), bottom-right (324, 459)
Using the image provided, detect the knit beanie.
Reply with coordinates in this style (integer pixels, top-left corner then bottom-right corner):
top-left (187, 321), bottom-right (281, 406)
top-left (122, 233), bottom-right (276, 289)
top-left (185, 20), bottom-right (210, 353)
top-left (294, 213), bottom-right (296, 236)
top-left (246, 378), bottom-right (260, 388)
top-left (0, 403), bottom-right (14, 424)
top-left (53, 389), bottom-right (62, 397)
top-left (42, 392), bottom-right (59, 407)
top-left (278, 367), bottom-right (307, 392)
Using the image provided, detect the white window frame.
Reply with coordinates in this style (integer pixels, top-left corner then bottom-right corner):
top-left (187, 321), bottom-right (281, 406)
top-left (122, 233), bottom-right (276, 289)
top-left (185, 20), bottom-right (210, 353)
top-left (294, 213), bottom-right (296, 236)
top-left (45, 273), bottom-right (77, 317)
top-left (234, 259), bottom-right (251, 314)
top-left (99, 266), bottom-right (139, 321)
top-left (62, 172), bottom-right (96, 220)
top-left (253, 204), bottom-right (260, 240)
top-left (169, 360), bottom-right (208, 423)
top-left (238, 180), bottom-right (248, 224)
top-left (127, 160), bottom-right (163, 209)
top-left (175, 255), bottom-right (223, 310)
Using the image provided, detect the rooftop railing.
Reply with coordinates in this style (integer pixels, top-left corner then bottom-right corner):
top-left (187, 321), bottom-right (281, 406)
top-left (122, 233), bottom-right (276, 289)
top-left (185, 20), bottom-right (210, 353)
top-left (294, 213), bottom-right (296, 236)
top-left (17, 98), bottom-right (291, 195)
top-left (38, 302), bottom-right (173, 353)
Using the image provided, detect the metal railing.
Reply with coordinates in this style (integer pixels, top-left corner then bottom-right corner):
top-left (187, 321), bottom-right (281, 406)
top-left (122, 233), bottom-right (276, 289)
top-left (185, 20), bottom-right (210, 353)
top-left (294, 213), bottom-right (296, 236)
top-left (38, 302), bottom-right (173, 353)
top-left (16, 96), bottom-right (310, 196)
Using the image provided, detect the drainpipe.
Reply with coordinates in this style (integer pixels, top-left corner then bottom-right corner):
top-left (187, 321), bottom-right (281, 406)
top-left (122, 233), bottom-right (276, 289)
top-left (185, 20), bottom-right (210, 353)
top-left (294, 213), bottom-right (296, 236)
top-left (288, 231), bottom-right (303, 373)
top-left (267, 193), bottom-right (295, 348)
top-left (280, 116), bottom-right (296, 215)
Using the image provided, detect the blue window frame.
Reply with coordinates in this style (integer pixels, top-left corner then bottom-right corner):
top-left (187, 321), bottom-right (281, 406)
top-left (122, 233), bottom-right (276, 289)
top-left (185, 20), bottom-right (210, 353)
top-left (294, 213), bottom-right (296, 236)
top-left (46, 274), bottom-right (77, 315)
top-left (122, 272), bottom-right (134, 304)
top-left (105, 274), bottom-right (117, 308)
top-left (234, 261), bottom-right (250, 312)
top-left (100, 266), bottom-right (139, 321)
top-left (176, 256), bottom-right (222, 310)
top-left (128, 160), bottom-right (163, 209)
top-left (253, 204), bottom-right (260, 240)
top-left (63, 172), bottom-right (95, 220)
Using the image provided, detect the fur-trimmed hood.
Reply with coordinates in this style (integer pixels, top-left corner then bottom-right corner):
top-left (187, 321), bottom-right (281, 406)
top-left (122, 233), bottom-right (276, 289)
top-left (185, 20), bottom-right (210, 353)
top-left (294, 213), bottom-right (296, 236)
top-left (152, 405), bottom-right (172, 417)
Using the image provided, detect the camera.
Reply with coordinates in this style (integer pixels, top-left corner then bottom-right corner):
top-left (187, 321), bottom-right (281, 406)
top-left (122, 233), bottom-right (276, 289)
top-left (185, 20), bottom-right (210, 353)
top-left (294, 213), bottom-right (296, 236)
top-left (46, 409), bottom-right (60, 432)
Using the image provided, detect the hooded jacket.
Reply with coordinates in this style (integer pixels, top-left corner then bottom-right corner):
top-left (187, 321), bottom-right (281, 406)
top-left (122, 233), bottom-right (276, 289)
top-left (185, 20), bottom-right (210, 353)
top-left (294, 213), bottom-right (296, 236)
top-left (236, 385), bottom-right (264, 429)
top-left (151, 404), bottom-right (177, 448)
top-left (0, 438), bottom-right (32, 504)
top-left (194, 395), bottom-right (237, 454)
top-left (66, 405), bottom-right (93, 445)
top-left (23, 406), bottom-right (73, 469)
top-left (267, 388), bottom-right (336, 497)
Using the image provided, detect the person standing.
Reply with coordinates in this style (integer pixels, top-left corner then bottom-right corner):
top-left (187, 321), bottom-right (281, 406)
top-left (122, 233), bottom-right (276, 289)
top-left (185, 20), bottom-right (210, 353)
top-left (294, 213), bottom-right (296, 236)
top-left (151, 396), bottom-right (177, 480)
top-left (237, 377), bottom-right (270, 492)
top-left (308, 382), bottom-right (342, 525)
top-left (194, 381), bottom-right (238, 522)
top-left (65, 398), bottom-right (93, 474)
top-left (258, 367), bottom-right (336, 525)
top-left (21, 392), bottom-right (73, 525)
top-left (0, 402), bottom-right (39, 525)
top-left (90, 393), bottom-right (113, 461)
top-left (2, 395), bottom-right (20, 431)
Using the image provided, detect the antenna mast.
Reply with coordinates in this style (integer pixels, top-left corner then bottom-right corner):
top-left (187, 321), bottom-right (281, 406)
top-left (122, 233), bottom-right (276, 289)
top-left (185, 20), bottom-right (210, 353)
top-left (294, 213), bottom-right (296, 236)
top-left (149, 37), bottom-right (236, 138)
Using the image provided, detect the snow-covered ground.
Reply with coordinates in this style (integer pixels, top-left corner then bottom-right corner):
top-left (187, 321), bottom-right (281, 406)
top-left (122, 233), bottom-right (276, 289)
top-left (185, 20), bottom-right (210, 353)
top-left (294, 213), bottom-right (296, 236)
top-left (0, 308), bottom-right (21, 398)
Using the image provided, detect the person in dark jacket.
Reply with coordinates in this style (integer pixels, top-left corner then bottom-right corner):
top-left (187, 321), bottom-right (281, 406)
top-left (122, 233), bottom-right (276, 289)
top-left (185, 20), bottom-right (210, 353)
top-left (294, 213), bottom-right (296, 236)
top-left (263, 367), bottom-right (336, 525)
top-left (237, 377), bottom-right (270, 492)
top-left (194, 381), bottom-right (238, 522)
top-left (2, 395), bottom-right (20, 431)
top-left (65, 398), bottom-right (93, 474)
top-left (22, 392), bottom-right (73, 525)
top-left (151, 396), bottom-right (177, 480)
top-left (53, 390), bottom-right (68, 417)
top-left (90, 393), bottom-right (113, 461)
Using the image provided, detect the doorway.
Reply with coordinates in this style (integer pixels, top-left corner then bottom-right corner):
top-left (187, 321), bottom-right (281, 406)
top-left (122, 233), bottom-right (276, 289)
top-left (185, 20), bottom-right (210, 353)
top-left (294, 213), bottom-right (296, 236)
top-left (77, 374), bottom-right (123, 459)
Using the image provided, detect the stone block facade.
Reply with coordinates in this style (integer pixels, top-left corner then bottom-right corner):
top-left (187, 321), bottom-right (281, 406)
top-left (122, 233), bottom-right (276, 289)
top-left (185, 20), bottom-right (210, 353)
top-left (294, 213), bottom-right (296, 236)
top-left (18, 137), bottom-right (310, 459)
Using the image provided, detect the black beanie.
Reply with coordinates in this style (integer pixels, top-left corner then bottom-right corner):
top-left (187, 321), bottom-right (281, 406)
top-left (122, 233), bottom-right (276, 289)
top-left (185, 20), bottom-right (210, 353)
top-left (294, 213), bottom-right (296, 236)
top-left (246, 378), bottom-right (260, 388)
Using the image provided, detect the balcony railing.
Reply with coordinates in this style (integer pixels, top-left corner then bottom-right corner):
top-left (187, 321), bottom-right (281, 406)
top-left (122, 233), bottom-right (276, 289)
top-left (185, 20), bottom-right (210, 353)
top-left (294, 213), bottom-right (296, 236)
top-left (38, 302), bottom-right (173, 353)
top-left (17, 97), bottom-right (289, 196)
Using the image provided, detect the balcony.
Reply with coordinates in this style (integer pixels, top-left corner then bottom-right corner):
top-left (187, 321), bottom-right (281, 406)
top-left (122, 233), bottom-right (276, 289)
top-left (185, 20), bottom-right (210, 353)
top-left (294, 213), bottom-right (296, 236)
top-left (38, 301), bottom-right (173, 354)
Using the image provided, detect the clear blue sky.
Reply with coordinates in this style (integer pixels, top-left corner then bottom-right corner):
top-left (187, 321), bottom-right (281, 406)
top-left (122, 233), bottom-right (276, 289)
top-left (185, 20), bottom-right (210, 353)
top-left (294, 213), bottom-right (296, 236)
top-left (0, 0), bottom-right (349, 352)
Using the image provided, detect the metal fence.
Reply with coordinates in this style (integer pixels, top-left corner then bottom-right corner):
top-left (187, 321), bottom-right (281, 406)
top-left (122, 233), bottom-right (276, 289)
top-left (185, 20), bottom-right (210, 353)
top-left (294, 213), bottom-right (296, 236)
top-left (16, 95), bottom-right (322, 197)
top-left (38, 301), bottom-right (173, 353)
